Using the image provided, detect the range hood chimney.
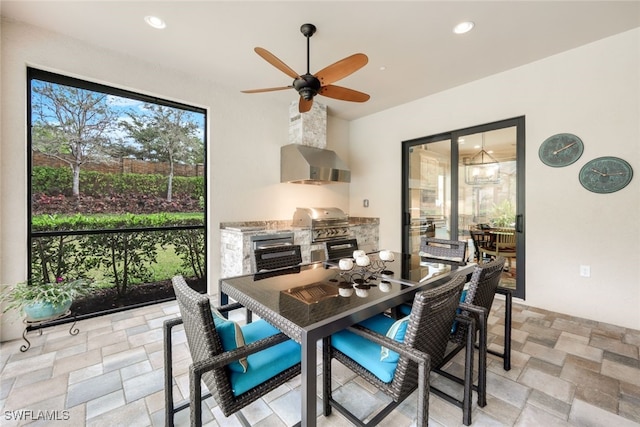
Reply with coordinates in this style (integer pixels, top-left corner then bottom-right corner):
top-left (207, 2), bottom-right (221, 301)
top-left (281, 144), bottom-right (351, 184)
top-left (281, 102), bottom-right (351, 184)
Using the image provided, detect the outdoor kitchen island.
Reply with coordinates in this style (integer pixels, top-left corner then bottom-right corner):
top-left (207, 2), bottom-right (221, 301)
top-left (220, 209), bottom-right (379, 278)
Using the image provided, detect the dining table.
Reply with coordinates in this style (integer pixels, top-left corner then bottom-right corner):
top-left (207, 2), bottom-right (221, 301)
top-left (219, 251), bottom-right (475, 427)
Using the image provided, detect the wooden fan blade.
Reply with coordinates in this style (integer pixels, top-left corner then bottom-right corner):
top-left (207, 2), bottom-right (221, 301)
top-left (299, 97), bottom-right (313, 113)
top-left (315, 53), bottom-right (368, 86)
top-left (241, 86), bottom-right (292, 94)
top-left (319, 85), bottom-right (370, 102)
top-left (254, 47), bottom-right (300, 79)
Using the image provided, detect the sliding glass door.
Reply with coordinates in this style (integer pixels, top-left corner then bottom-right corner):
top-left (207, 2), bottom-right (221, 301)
top-left (402, 117), bottom-right (525, 298)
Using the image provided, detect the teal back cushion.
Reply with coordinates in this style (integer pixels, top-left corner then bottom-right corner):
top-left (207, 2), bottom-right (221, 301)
top-left (212, 313), bottom-right (248, 373)
top-left (380, 316), bottom-right (409, 363)
top-left (450, 288), bottom-right (468, 334)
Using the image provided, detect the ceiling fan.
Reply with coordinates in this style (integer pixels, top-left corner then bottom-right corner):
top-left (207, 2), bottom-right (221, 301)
top-left (242, 23), bottom-right (370, 113)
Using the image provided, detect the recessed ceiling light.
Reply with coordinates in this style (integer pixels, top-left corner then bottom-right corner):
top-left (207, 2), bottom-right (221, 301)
top-left (379, 66), bottom-right (387, 71)
top-left (453, 21), bottom-right (474, 34)
top-left (144, 15), bottom-right (166, 30)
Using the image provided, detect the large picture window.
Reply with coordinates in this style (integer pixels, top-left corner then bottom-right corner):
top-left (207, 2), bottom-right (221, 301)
top-left (27, 68), bottom-right (207, 318)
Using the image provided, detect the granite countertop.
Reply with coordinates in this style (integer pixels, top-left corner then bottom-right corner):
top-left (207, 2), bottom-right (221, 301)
top-left (221, 217), bottom-right (379, 232)
top-left (350, 217), bottom-right (380, 225)
top-left (220, 220), bottom-right (302, 232)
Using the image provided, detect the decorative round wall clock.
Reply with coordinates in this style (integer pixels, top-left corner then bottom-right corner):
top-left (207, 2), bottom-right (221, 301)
top-left (538, 133), bottom-right (584, 167)
top-left (579, 156), bottom-right (633, 193)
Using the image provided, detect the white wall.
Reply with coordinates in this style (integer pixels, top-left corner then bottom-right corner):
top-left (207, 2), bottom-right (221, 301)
top-left (348, 28), bottom-right (640, 330)
top-left (0, 19), bottom-right (350, 340)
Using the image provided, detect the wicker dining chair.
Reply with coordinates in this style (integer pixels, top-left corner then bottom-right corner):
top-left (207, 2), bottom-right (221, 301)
top-left (469, 226), bottom-right (493, 262)
top-left (164, 275), bottom-right (301, 427)
top-left (480, 228), bottom-right (516, 269)
top-left (325, 238), bottom-right (359, 260)
top-left (410, 251), bottom-right (513, 371)
top-left (322, 273), bottom-right (468, 427)
top-left (419, 237), bottom-right (468, 265)
top-left (429, 256), bottom-right (507, 422)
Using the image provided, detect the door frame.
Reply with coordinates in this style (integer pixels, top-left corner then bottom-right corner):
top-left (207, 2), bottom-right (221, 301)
top-left (402, 116), bottom-right (526, 299)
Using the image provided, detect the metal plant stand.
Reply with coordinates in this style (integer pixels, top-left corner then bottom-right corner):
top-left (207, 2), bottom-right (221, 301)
top-left (21, 311), bottom-right (79, 352)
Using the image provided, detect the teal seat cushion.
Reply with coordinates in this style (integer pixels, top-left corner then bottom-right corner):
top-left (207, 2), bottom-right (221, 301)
top-left (331, 314), bottom-right (401, 383)
top-left (229, 320), bottom-right (301, 396)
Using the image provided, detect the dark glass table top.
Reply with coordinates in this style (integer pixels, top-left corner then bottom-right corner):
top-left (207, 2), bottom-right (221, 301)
top-left (220, 251), bottom-right (472, 330)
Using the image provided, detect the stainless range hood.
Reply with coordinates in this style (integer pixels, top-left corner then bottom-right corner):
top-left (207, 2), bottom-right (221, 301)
top-left (281, 144), bottom-right (351, 184)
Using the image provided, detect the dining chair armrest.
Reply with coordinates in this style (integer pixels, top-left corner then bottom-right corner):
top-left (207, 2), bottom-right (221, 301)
top-left (458, 302), bottom-right (488, 320)
top-left (167, 302), bottom-right (245, 321)
top-left (215, 302), bottom-right (244, 314)
top-left (457, 302), bottom-right (487, 349)
top-left (347, 324), bottom-right (431, 366)
top-left (191, 332), bottom-right (293, 374)
top-left (496, 286), bottom-right (512, 296)
top-left (164, 316), bottom-right (184, 330)
top-left (214, 301), bottom-right (247, 321)
top-left (453, 312), bottom-right (474, 326)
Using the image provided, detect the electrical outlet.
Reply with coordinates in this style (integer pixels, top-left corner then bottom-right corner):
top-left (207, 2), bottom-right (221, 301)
top-left (363, 199), bottom-right (369, 208)
top-left (580, 265), bottom-right (591, 277)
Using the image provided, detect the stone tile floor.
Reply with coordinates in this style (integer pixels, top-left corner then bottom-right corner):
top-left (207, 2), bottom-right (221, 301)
top-left (1, 296), bottom-right (639, 426)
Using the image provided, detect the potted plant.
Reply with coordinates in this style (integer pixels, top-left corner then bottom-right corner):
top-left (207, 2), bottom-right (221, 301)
top-left (490, 200), bottom-right (516, 228)
top-left (1, 277), bottom-right (92, 322)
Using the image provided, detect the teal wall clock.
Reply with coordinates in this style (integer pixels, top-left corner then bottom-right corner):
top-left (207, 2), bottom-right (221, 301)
top-left (538, 133), bottom-right (584, 167)
top-left (579, 156), bottom-right (633, 193)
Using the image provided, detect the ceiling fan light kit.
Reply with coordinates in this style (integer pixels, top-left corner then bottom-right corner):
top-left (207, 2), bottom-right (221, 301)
top-left (242, 23), bottom-right (370, 113)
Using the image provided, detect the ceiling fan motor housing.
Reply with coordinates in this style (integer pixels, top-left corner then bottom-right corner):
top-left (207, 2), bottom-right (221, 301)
top-left (294, 74), bottom-right (321, 100)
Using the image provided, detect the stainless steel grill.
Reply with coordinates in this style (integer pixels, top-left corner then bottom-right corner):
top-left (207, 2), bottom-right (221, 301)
top-left (292, 207), bottom-right (351, 243)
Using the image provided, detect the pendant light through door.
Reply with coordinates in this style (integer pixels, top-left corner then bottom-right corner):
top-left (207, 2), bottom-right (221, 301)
top-left (465, 133), bottom-right (501, 184)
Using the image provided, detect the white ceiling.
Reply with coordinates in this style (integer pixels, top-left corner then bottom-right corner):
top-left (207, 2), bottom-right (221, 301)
top-left (2, 1), bottom-right (639, 121)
